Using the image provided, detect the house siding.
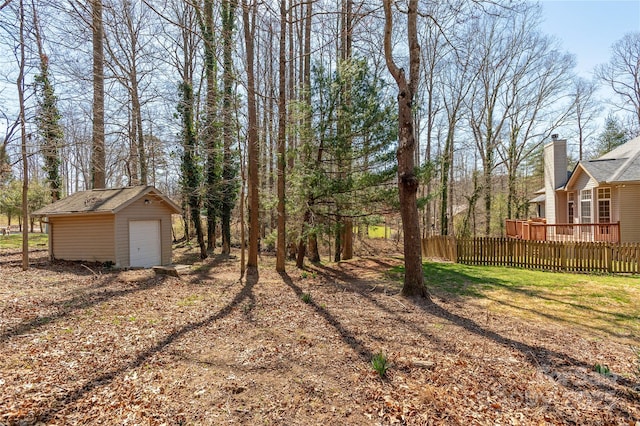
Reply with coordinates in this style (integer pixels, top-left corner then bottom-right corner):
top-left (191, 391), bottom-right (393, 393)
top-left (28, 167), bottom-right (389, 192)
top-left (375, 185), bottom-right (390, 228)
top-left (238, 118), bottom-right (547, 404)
top-left (50, 214), bottom-right (115, 263)
top-left (619, 184), bottom-right (640, 243)
top-left (611, 186), bottom-right (620, 223)
top-left (114, 195), bottom-right (174, 267)
top-left (556, 192), bottom-right (567, 223)
top-left (572, 169), bottom-right (596, 191)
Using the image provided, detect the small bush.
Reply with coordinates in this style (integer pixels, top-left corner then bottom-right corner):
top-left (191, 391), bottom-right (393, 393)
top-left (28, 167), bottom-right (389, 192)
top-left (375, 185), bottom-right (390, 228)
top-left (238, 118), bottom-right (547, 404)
top-left (300, 293), bottom-right (312, 304)
top-left (593, 363), bottom-right (611, 377)
top-left (371, 351), bottom-right (389, 378)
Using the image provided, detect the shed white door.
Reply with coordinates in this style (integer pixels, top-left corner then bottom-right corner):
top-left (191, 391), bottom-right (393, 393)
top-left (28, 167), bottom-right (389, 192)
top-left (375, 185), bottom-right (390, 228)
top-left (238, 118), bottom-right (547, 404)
top-left (129, 220), bottom-right (161, 268)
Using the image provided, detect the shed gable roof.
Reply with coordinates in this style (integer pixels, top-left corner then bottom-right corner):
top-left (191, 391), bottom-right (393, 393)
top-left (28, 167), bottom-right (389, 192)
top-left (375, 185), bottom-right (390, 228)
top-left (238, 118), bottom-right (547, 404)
top-left (33, 186), bottom-right (181, 216)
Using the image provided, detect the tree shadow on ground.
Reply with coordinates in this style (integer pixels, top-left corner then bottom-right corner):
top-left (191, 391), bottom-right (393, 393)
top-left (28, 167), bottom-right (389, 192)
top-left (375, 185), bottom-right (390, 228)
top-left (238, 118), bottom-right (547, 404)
top-left (309, 259), bottom-right (638, 421)
top-left (421, 262), bottom-right (639, 340)
top-left (0, 249), bottom-right (49, 267)
top-left (279, 271), bottom-right (374, 363)
top-left (299, 261), bottom-right (450, 356)
top-left (35, 266), bottom-right (259, 423)
top-left (414, 296), bottom-right (638, 416)
top-left (0, 270), bottom-right (158, 344)
top-left (187, 252), bottom-right (240, 283)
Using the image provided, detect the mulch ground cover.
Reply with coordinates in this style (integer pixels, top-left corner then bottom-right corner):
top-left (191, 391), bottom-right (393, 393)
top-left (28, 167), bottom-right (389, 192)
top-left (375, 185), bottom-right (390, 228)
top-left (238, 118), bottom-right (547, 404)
top-left (1, 247), bottom-right (639, 425)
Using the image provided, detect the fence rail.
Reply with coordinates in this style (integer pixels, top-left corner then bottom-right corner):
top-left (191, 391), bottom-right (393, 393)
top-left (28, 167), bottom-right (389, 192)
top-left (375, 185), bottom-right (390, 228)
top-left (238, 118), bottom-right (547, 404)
top-left (422, 236), bottom-right (640, 274)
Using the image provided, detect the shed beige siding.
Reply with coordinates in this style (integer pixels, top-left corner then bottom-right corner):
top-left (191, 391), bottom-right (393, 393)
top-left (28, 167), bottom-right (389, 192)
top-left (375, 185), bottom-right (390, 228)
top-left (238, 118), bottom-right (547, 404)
top-left (114, 195), bottom-right (174, 267)
top-left (619, 184), bottom-right (640, 243)
top-left (50, 214), bottom-right (115, 263)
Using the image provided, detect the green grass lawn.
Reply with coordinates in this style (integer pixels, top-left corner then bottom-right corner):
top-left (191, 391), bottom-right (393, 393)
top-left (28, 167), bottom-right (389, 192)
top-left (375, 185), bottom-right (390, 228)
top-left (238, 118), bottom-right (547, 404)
top-left (392, 262), bottom-right (640, 345)
top-left (351, 225), bottom-right (394, 239)
top-left (0, 233), bottom-right (48, 250)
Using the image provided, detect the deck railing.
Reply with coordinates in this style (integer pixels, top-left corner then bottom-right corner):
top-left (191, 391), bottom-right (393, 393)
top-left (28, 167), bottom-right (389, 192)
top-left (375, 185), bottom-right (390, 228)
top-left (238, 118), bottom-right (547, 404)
top-left (505, 219), bottom-right (620, 243)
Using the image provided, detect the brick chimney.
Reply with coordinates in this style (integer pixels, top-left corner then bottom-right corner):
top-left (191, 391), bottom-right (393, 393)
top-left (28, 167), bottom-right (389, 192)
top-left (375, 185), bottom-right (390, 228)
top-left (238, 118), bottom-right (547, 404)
top-left (543, 135), bottom-right (567, 224)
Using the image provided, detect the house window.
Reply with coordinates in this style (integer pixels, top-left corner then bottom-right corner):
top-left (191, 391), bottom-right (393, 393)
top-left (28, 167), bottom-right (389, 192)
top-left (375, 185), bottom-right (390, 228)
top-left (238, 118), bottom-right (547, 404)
top-left (568, 192), bottom-right (575, 223)
top-left (580, 190), bottom-right (592, 224)
top-left (597, 187), bottom-right (611, 223)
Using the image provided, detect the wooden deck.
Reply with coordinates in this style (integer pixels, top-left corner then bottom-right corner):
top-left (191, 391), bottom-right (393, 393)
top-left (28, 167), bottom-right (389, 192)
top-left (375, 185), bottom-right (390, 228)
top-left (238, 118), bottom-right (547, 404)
top-left (505, 220), bottom-right (620, 243)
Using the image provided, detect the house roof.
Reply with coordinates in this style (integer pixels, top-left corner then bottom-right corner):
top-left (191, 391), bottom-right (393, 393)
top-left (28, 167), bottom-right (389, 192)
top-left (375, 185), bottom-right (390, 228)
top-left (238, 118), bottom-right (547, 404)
top-left (529, 193), bottom-right (546, 203)
top-left (579, 158), bottom-right (627, 182)
top-left (32, 186), bottom-right (182, 217)
top-left (566, 135), bottom-right (640, 187)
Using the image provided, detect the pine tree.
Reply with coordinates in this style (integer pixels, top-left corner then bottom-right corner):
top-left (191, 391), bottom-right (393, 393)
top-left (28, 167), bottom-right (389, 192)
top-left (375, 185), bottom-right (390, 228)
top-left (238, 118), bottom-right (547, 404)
top-left (594, 114), bottom-right (628, 157)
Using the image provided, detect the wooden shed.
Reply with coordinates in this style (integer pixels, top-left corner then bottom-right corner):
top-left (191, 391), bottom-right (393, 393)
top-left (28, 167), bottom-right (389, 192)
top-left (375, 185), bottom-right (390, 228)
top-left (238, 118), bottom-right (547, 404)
top-left (32, 186), bottom-right (181, 268)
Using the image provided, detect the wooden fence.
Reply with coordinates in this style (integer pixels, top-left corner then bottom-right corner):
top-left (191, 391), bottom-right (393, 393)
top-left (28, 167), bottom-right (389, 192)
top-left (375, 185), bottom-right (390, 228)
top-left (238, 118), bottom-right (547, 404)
top-left (422, 236), bottom-right (640, 274)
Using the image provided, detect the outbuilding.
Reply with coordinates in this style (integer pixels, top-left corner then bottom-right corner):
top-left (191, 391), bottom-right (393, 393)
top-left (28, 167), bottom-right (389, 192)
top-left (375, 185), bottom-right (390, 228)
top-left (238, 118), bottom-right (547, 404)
top-left (32, 186), bottom-right (181, 268)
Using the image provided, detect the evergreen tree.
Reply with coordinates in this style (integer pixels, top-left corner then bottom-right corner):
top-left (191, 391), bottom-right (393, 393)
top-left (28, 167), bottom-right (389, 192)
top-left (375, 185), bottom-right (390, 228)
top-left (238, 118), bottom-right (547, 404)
top-left (293, 58), bottom-right (397, 265)
top-left (594, 113), bottom-right (628, 157)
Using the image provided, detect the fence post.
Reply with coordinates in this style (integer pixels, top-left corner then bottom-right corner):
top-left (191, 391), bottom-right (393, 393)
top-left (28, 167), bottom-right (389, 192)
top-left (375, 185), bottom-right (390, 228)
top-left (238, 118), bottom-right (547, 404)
top-left (451, 236), bottom-right (458, 263)
top-left (605, 244), bottom-right (612, 272)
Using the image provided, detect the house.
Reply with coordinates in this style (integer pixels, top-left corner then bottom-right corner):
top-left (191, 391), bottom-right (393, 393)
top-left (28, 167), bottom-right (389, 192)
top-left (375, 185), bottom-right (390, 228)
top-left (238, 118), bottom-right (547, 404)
top-left (509, 134), bottom-right (640, 243)
top-left (32, 186), bottom-right (181, 268)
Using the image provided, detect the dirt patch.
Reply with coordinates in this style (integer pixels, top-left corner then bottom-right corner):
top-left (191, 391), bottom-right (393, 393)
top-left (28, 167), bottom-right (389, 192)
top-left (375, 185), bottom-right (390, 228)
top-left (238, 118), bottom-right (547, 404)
top-left (1, 247), bottom-right (638, 425)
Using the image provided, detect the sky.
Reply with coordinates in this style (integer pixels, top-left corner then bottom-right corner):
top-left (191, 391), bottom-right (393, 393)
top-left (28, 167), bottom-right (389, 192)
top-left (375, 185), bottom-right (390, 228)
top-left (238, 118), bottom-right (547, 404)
top-left (1, 1), bottom-right (639, 140)
top-left (537, 0), bottom-right (640, 79)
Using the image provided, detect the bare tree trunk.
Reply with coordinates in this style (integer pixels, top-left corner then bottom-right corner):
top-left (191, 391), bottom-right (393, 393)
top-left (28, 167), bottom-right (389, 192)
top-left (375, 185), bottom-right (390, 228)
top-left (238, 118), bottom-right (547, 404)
top-left (383, 0), bottom-right (427, 298)
top-left (303, 0), bottom-right (319, 264)
top-left (275, 0), bottom-right (287, 272)
top-left (91, 0), bottom-right (106, 188)
top-left (242, 0), bottom-right (260, 268)
top-left (240, 121), bottom-right (246, 277)
top-left (132, 78), bottom-right (146, 185)
top-left (17, 0), bottom-right (28, 271)
top-left (221, 0), bottom-right (237, 255)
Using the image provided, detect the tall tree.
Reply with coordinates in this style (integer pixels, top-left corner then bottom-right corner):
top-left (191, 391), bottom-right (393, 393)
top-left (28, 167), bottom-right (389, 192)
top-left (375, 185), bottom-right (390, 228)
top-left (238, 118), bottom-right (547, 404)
top-left (195, 0), bottom-right (221, 254)
top-left (467, 4), bottom-right (535, 235)
top-left (102, 0), bottom-right (154, 186)
top-left (571, 77), bottom-right (601, 161)
top-left (242, 0), bottom-right (260, 268)
top-left (91, 0), bottom-right (105, 188)
top-left (594, 113), bottom-right (629, 157)
top-left (437, 28), bottom-right (477, 236)
top-left (295, 0), bottom-right (314, 268)
top-left (383, 0), bottom-right (427, 298)
top-left (275, 0), bottom-right (287, 272)
top-left (33, 1), bottom-right (62, 201)
top-left (17, 0), bottom-right (28, 270)
top-left (596, 32), bottom-right (640, 133)
top-left (498, 29), bottom-right (574, 220)
top-left (178, 80), bottom-right (207, 259)
top-left (174, 1), bottom-right (207, 259)
top-left (220, 0), bottom-right (238, 255)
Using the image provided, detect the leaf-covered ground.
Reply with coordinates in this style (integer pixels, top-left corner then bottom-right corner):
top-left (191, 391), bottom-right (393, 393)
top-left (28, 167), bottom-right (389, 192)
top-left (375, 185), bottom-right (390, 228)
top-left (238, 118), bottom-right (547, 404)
top-left (1, 247), bottom-right (639, 425)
